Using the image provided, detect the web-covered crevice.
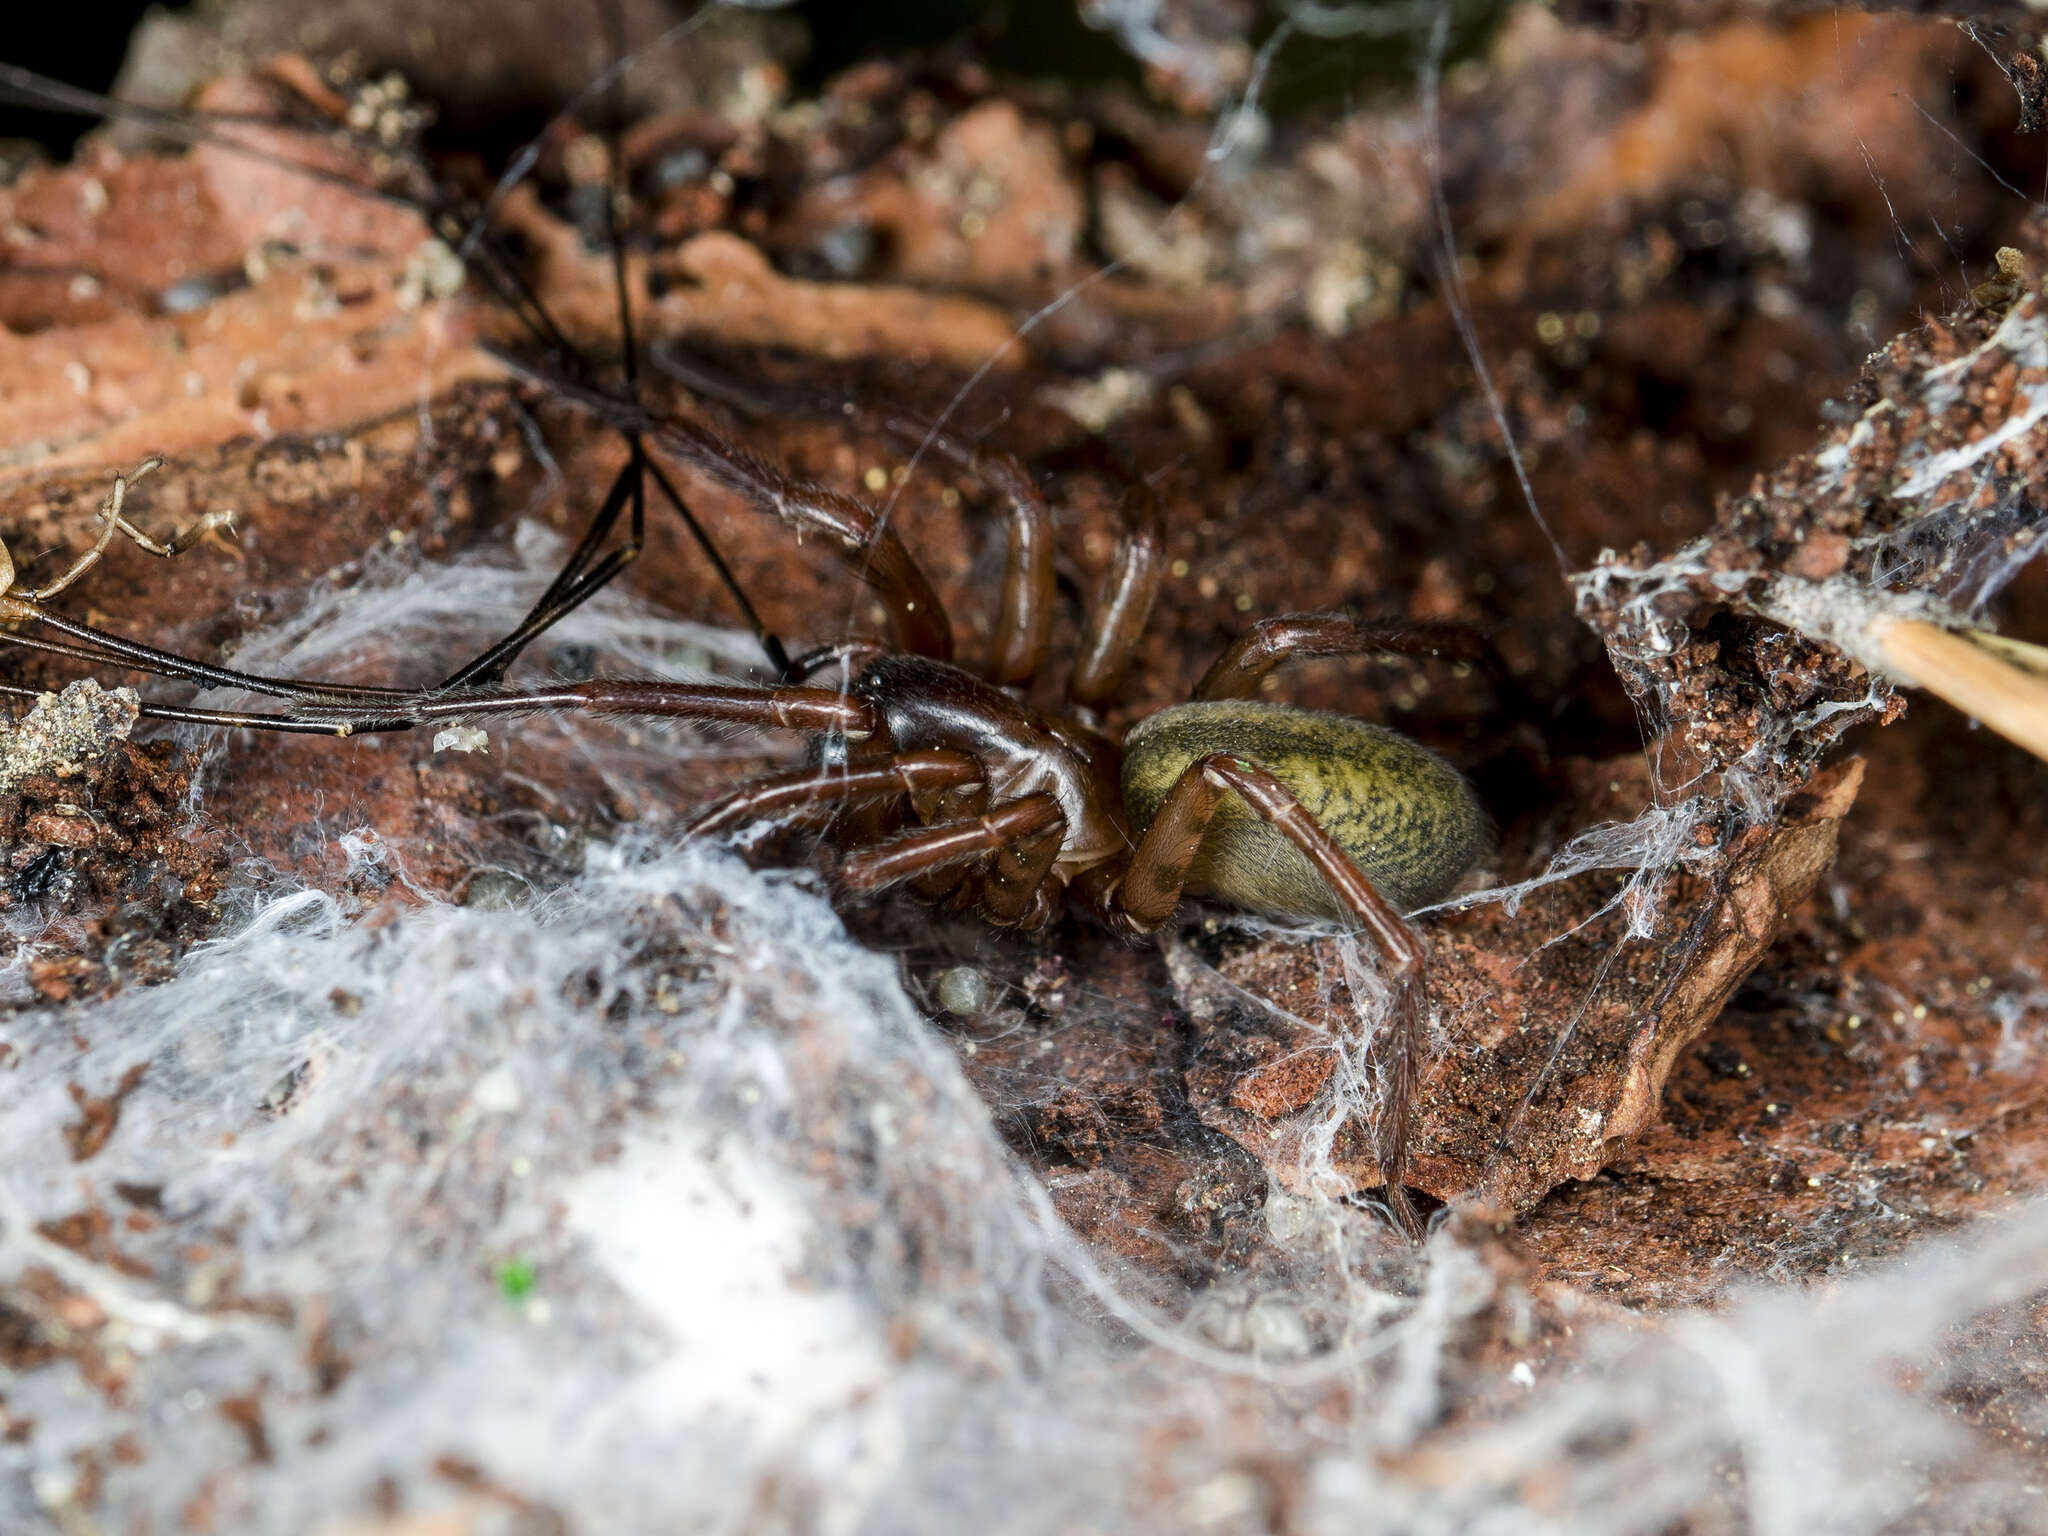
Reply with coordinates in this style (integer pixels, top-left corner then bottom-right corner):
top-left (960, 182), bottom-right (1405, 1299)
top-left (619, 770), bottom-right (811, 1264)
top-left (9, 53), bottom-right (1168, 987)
top-left (3, 795), bottom-right (2045, 1530)
top-left (1578, 288), bottom-right (2048, 806)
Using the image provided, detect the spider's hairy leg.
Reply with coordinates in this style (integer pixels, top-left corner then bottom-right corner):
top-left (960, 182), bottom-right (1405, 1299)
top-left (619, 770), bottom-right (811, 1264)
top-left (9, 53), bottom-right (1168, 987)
top-left (288, 678), bottom-right (879, 739)
top-left (1114, 752), bottom-right (1428, 1239)
top-left (1193, 614), bottom-right (1503, 703)
top-left (653, 345), bottom-right (1057, 683)
top-left (1068, 483), bottom-right (1168, 707)
top-left (487, 347), bottom-right (957, 661)
top-left (928, 436), bottom-right (1052, 686)
top-left (0, 601), bottom-right (866, 739)
top-left (654, 346), bottom-right (1176, 705)
top-left (679, 750), bottom-right (983, 840)
top-left (979, 817), bottom-right (1067, 927)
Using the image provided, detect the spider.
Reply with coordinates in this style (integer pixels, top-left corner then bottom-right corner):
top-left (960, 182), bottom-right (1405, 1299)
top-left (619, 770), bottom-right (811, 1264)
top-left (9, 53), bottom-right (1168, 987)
top-left (0, 41), bottom-right (1494, 1236)
top-left (0, 372), bottom-right (1491, 1234)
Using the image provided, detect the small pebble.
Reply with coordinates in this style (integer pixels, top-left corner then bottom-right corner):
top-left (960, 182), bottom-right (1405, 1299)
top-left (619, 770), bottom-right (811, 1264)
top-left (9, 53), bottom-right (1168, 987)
top-left (936, 965), bottom-right (990, 1017)
top-left (433, 726), bottom-right (489, 754)
top-left (160, 272), bottom-right (242, 314)
top-left (1263, 1189), bottom-right (1313, 1244)
top-left (1245, 1296), bottom-right (1312, 1359)
top-left (463, 870), bottom-right (532, 912)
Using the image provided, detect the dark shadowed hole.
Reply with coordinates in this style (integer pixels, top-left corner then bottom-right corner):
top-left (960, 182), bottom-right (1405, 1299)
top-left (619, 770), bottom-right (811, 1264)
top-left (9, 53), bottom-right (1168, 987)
top-left (0, 2), bottom-right (196, 154)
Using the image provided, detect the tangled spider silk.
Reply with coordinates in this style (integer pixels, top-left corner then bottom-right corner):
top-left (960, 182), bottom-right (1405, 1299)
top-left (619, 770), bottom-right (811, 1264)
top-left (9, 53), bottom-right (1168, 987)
top-left (0, 528), bottom-right (2031, 1532)
top-left (7, 0), bottom-right (2048, 1529)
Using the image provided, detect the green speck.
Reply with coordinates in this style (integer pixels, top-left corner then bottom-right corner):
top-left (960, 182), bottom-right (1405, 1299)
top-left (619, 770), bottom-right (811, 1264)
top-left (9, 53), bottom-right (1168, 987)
top-left (495, 1258), bottom-right (537, 1301)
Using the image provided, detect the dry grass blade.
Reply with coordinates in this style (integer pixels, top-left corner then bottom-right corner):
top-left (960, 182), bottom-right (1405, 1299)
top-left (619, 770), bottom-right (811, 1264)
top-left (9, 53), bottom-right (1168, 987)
top-left (1877, 619), bottom-right (2048, 765)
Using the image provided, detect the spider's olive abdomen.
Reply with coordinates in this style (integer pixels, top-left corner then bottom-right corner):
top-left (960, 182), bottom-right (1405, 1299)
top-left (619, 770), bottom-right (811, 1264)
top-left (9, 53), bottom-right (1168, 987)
top-left (1121, 701), bottom-right (1486, 920)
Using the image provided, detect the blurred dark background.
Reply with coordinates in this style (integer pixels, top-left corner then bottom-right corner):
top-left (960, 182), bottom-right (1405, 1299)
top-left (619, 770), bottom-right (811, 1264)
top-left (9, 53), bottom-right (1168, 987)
top-left (2, 1), bottom-right (187, 151)
top-left (0, 0), bottom-right (1132, 154)
top-left (1, 0), bottom-right (1496, 159)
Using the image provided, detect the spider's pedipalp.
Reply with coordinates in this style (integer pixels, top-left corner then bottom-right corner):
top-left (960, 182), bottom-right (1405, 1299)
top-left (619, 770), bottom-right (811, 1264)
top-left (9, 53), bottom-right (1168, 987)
top-left (839, 794), bottom-right (1065, 895)
top-left (680, 751), bottom-right (983, 842)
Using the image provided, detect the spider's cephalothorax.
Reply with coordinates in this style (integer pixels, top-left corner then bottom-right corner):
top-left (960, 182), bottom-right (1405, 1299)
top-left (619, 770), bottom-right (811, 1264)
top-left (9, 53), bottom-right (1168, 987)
top-left (839, 653), bottom-right (1131, 932)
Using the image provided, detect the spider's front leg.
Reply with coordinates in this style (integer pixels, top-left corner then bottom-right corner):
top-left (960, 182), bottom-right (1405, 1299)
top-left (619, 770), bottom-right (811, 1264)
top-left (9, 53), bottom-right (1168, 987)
top-left (1193, 613), bottom-right (1501, 702)
top-left (1068, 483), bottom-right (1167, 708)
top-left (1110, 752), bottom-right (1429, 1239)
top-left (485, 350), bottom-right (958, 663)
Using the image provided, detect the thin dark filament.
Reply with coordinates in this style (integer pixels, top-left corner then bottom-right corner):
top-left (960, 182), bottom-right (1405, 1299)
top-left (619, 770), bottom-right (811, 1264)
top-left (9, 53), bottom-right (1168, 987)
top-left (1, 688), bottom-right (367, 735)
top-left (642, 457), bottom-right (793, 678)
top-left (15, 612), bottom-right (420, 706)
